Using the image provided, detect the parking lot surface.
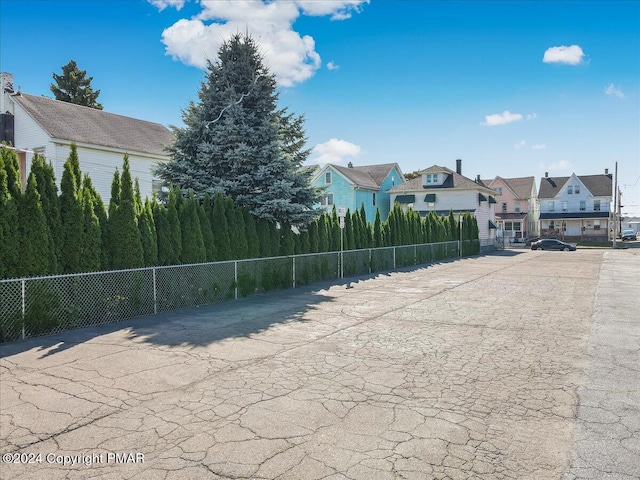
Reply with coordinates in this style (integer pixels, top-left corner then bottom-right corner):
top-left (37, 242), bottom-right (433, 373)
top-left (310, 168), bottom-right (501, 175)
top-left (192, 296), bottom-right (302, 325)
top-left (1, 248), bottom-right (639, 479)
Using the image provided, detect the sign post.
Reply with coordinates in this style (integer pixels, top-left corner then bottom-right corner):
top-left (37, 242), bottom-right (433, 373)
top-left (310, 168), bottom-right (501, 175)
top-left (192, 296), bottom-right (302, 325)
top-left (338, 207), bottom-right (346, 278)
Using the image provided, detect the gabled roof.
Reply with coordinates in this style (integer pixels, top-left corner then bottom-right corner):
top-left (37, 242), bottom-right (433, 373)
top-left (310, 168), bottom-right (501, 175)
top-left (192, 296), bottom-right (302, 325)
top-left (388, 165), bottom-right (493, 193)
top-left (486, 176), bottom-right (536, 199)
top-left (317, 163), bottom-right (402, 190)
top-left (11, 93), bottom-right (174, 157)
top-left (539, 174), bottom-right (612, 199)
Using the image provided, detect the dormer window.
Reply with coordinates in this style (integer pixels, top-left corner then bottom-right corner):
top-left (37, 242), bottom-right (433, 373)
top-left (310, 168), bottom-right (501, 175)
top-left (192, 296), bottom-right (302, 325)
top-left (425, 173), bottom-right (439, 184)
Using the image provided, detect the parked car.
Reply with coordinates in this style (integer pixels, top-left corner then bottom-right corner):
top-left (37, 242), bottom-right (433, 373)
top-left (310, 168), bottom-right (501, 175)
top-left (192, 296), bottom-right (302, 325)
top-left (621, 229), bottom-right (637, 241)
top-left (531, 239), bottom-right (576, 251)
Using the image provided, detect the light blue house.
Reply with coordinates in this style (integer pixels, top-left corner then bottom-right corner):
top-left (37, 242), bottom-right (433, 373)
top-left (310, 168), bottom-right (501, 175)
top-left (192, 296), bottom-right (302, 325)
top-left (310, 162), bottom-right (405, 223)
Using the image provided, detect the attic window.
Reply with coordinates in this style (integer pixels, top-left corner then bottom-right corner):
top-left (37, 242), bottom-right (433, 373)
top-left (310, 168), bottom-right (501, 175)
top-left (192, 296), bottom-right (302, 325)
top-left (325, 172), bottom-right (332, 184)
top-left (575, 185), bottom-right (580, 194)
top-left (567, 186), bottom-right (573, 194)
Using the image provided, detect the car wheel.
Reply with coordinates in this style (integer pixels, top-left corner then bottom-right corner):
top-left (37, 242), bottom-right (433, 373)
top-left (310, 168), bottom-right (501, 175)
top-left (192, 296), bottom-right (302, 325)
top-left (563, 247), bottom-right (570, 251)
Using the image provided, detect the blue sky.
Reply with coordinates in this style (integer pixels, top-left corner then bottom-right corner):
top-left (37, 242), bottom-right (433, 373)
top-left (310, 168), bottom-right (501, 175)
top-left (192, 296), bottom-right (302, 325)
top-left (1, 0), bottom-right (639, 214)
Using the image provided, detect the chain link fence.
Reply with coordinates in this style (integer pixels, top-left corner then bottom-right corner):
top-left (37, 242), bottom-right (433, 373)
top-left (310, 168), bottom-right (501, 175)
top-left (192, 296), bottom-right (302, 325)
top-left (1, 240), bottom-right (474, 343)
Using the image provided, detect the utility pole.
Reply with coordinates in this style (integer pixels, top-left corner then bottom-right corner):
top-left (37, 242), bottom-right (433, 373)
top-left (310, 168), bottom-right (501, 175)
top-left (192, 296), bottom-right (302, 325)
top-left (612, 162), bottom-right (618, 248)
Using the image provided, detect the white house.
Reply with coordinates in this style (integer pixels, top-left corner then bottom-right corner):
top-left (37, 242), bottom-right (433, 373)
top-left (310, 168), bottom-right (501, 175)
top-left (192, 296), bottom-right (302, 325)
top-left (538, 170), bottom-right (613, 241)
top-left (0, 72), bottom-right (174, 203)
top-left (387, 159), bottom-right (497, 246)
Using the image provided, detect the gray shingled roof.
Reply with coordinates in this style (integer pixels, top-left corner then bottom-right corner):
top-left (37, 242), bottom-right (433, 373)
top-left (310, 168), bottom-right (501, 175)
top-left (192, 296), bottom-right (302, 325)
top-left (332, 163), bottom-right (399, 189)
top-left (388, 165), bottom-right (492, 193)
top-left (539, 174), bottom-right (612, 198)
top-left (486, 176), bottom-right (535, 199)
top-left (12, 93), bottom-right (174, 157)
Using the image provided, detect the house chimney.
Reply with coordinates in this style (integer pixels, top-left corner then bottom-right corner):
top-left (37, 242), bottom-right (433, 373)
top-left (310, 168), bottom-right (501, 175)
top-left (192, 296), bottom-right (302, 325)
top-left (605, 168), bottom-right (608, 175)
top-left (476, 174), bottom-right (481, 182)
top-left (456, 159), bottom-right (462, 175)
top-left (545, 172), bottom-right (548, 178)
top-left (347, 162), bottom-right (353, 168)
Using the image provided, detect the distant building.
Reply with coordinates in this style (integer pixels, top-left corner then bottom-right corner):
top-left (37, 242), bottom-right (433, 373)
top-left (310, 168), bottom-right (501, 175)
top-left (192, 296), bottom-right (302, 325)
top-left (0, 72), bottom-right (174, 203)
top-left (538, 170), bottom-right (613, 241)
top-left (388, 159), bottom-right (497, 245)
top-left (310, 162), bottom-right (405, 223)
top-left (480, 176), bottom-right (539, 241)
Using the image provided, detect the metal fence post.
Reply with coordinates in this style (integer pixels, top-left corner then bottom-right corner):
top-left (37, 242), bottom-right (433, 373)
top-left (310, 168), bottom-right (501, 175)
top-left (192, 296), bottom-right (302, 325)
top-left (152, 267), bottom-right (157, 315)
top-left (369, 249), bottom-right (372, 274)
top-left (393, 247), bottom-right (396, 269)
top-left (292, 256), bottom-right (296, 288)
top-left (21, 279), bottom-right (25, 340)
top-left (234, 261), bottom-right (238, 300)
top-left (414, 245), bottom-right (417, 265)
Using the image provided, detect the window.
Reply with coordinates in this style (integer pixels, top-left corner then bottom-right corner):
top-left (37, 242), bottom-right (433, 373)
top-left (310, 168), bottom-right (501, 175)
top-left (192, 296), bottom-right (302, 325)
top-left (372, 192), bottom-right (376, 206)
top-left (575, 185), bottom-right (580, 194)
top-left (580, 200), bottom-right (586, 211)
top-left (513, 222), bottom-right (521, 231)
top-left (548, 201), bottom-right (555, 212)
top-left (567, 186), bottom-right (573, 194)
top-left (323, 193), bottom-right (334, 206)
top-left (514, 202), bottom-right (521, 213)
top-left (594, 200), bottom-right (601, 211)
top-left (562, 201), bottom-right (568, 212)
top-left (594, 220), bottom-right (601, 230)
top-left (501, 203), bottom-right (507, 213)
top-left (433, 174), bottom-right (438, 183)
top-left (549, 221), bottom-right (555, 230)
top-left (325, 172), bottom-right (332, 184)
top-left (495, 187), bottom-right (503, 195)
top-left (505, 222), bottom-right (513, 231)
top-left (426, 174), bottom-right (433, 183)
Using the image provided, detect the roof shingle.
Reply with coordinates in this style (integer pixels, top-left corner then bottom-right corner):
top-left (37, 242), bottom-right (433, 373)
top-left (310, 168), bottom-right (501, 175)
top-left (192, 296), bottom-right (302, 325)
top-left (12, 93), bottom-right (174, 157)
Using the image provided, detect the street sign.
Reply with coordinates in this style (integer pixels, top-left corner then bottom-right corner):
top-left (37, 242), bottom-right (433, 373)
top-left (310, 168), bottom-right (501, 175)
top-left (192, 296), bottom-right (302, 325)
top-left (339, 217), bottom-right (345, 229)
top-left (338, 206), bottom-right (346, 218)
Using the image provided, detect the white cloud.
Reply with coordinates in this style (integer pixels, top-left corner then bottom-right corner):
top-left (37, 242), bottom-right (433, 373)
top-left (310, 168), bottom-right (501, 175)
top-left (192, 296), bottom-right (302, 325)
top-left (526, 113), bottom-right (537, 121)
top-left (543, 159), bottom-right (573, 171)
top-left (532, 143), bottom-right (546, 150)
top-left (311, 139), bottom-right (362, 164)
top-left (295, 0), bottom-right (370, 21)
top-left (481, 110), bottom-right (523, 126)
top-left (148, 0), bottom-right (185, 11)
top-left (514, 140), bottom-right (526, 150)
top-left (604, 83), bottom-right (625, 99)
top-left (327, 61), bottom-right (340, 71)
top-left (154, 0), bottom-right (367, 87)
top-left (543, 45), bottom-right (585, 65)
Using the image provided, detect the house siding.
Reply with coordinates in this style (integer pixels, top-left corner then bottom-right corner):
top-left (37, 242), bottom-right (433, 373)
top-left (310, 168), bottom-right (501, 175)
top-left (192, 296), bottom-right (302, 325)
top-left (377, 167), bottom-right (403, 222)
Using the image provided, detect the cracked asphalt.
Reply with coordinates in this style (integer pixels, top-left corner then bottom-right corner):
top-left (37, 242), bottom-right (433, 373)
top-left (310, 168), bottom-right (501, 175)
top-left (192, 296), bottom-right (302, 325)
top-left (1, 248), bottom-right (638, 480)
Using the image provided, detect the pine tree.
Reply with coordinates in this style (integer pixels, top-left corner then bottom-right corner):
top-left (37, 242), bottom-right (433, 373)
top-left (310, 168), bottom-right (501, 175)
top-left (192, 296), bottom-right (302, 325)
top-left (317, 215), bottom-right (329, 253)
top-left (269, 221), bottom-right (280, 257)
top-left (165, 188), bottom-right (183, 265)
top-left (179, 191), bottom-right (206, 264)
top-left (156, 33), bottom-right (319, 226)
top-left (59, 155), bottom-right (84, 273)
top-left (0, 150), bottom-right (21, 279)
top-left (373, 209), bottom-right (383, 248)
top-left (78, 187), bottom-right (101, 272)
top-left (82, 175), bottom-right (108, 268)
top-left (139, 199), bottom-right (158, 267)
top-left (280, 224), bottom-right (295, 256)
top-left (344, 210), bottom-right (355, 250)
top-left (243, 208), bottom-right (260, 259)
top-left (256, 218), bottom-right (272, 257)
top-left (153, 200), bottom-right (171, 266)
top-left (307, 219), bottom-right (318, 253)
top-left (30, 154), bottom-right (61, 271)
top-left (2, 145), bottom-right (22, 199)
top-left (18, 174), bottom-right (56, 276)
top-left (329, 207), bottom-right (341, 251)
top-left (211, 192), bottom-right (231, 260)
top-left (107, 156), bottom-right (143, 269)
top-left (226, 196), bottom-right (247, 259)
top-left (50, 60), bottom-right (102, 109)
top-left (199, 195), bottom-right (216, 262)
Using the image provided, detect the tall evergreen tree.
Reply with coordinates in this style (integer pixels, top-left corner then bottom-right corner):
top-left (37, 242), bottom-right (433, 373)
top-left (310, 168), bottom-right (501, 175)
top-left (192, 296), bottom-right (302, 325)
top-left (199, 195), bottom-right (216, 262)
top-left (243, 208), bottom-right (260, 259)
top-left (153, 200), bottom-right (172, 266)
top-left (78, 187), bottom-right (101, 272)
top-left (226, 196), bottom-right (248, 259)
top-left (59, 155), bottom-right (84, 273)
top-left (179, 191), bottom-right (206, 264)
top-left (139, 199), bottom-right (158, 267)
top-left (165, 188), bottom-right (183, 265)
top-left (107, 156), bottom-right (143, 269)
top-left (50, 60), bottom-right (103, 109)
top-left (0, 150), bottom-right (21, 279)
top-left (280, 224), bottom-right (295, 256)
top-left (18, 174), bottom-right (56, 277)
top-left (82, 175), bottom-right (108, 268)
top-left (211, 192), bottom-right (231, 260)
top-left (307, 219), bottom-right (318, 253)
top-left (3, 145), bottom-right (22, 198)
top-left (373, 209), bottom-right (383, 248)
top-left (30, 154), bottom-right (61, 271)
top-left (156, 33), bottom-right (319, 226)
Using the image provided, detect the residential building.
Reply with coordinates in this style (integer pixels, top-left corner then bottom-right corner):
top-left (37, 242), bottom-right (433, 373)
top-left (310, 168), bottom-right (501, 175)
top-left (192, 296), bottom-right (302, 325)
top-left (0, 72), bottom-right (174, 202)
top-left (481, 176), bottom-right (539, 241)
top-left (387, 159), bottom-right (497, 245)
top-left (538, 170), bottom-right (613, 241)
top-left (310, 162), bottom-right (405, 223)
